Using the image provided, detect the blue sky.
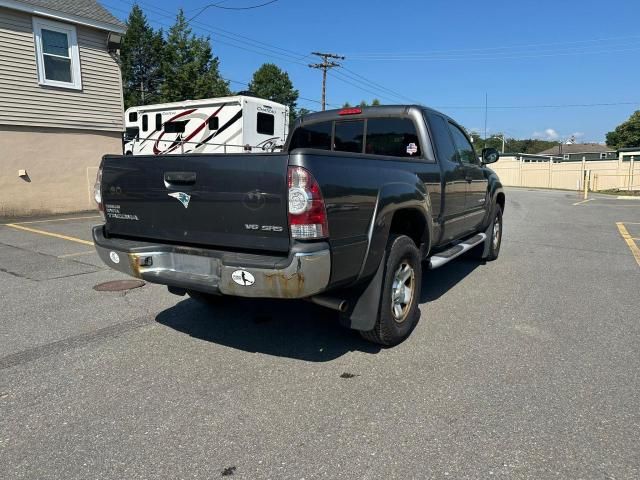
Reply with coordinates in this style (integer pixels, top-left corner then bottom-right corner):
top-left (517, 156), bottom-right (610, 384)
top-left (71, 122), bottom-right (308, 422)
top-left (102, 0), bottom-right (640, 142)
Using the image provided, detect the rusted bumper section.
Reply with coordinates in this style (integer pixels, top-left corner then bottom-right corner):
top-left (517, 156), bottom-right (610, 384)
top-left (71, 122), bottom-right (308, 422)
top-left (92, 226), bottom-right (331, 299)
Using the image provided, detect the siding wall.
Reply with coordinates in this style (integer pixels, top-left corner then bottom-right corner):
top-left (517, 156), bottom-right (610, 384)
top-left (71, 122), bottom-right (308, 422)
top-left (0, 125), bottom-right (121, 217)
top-left (0, 7), bottom-right (123, 132)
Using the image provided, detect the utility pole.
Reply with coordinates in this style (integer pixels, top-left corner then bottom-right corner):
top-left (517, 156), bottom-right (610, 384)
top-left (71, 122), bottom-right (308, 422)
top-left (309, 52), bottom-right (345, 111)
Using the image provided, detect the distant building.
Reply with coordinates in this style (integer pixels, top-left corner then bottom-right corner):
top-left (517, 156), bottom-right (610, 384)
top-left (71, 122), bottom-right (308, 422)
top-left (0, 0), bottom-right (125, 217)
top-left (536, 143), bottom-right (617, 162)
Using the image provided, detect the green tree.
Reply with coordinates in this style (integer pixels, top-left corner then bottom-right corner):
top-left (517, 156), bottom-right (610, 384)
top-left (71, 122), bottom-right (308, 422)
top-left (359, 100), bottom-right (368, 108)
top-left (371, 98), bottom-right (381, 106)
top-left (342, 101), bottom-right (352, 108)
top-left (606, 110), bottom-right (640, 148)
top-left (160, 9), bottom-right (230, 102)
top-left (120, 4), bottom-right (164, 109)
top-left (248, 63), bottom-right (299, 117)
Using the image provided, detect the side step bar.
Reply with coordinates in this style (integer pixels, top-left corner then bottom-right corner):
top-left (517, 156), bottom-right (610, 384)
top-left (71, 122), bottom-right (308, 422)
top-left (428, 233), bottom-right (486, 269)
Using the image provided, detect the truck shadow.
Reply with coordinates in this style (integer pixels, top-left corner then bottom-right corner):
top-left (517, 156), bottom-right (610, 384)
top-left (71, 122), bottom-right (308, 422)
top-left (155, 257), bottom-right (480, 361)
top-left (155, 297), bottom-right (381, 362)
top-left (419, 257), bottom-right (481, 303)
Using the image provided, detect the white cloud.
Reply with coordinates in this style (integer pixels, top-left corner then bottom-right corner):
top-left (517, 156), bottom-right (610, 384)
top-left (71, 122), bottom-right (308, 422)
top-left (532, 128), bottom-right (559, 140)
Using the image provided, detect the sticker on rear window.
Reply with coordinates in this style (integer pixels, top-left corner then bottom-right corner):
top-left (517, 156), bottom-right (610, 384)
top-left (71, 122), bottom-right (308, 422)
top-left (406, 143), bottom-right (418, 155)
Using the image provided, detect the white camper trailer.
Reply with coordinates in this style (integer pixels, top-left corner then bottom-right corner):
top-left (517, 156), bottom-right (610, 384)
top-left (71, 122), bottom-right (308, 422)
top-left (123, 95), bottom-right (289, 155)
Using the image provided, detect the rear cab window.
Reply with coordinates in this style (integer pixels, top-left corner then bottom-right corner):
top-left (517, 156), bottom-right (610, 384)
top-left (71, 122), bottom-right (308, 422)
top-left (289, 116), bottom-right (422, 158)
top-left (334, 120), bottom-right (364, 153)
top-left (366, 118), bottom-right (420, 157)
top-left (289, 122), bottom-right (332, 151)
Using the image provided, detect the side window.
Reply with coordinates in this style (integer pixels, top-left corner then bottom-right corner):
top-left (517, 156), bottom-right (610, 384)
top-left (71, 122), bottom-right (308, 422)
top-left (208, 116), bottom-right (219, 130)
top-left (288, 121), bottom-right (332, 151)
top-left (155, 113), bottom-right (162, 131)
top-left (257, 112), bottom-right (275, 135)
top-left (128, 111), bottom-right (138, 122)
top-left (164, 121), bottom-right (187, 134)
top-left (427, 114), bottom-right (457, 164)
top-left (33, 18), bottom-right (82, 90)
top-left (141, 114), bottom-right (148, 132)
top-left (334, 120), bottom-right (364, 153)
top-left (448, 123), bottom-right (478, 165)
top-left (365, 118), bottom-right (420, 157)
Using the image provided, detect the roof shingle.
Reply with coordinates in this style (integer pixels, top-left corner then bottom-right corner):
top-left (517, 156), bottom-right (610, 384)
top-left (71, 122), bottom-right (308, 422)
top-left (13, 0), bottom-right (125, 31)
top-left (537, 143), bottom-right (614, 155)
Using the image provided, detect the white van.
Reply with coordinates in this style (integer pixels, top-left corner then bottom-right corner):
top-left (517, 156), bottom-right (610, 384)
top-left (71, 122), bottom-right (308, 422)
top-left (123, 95), bottom-right (289, 155)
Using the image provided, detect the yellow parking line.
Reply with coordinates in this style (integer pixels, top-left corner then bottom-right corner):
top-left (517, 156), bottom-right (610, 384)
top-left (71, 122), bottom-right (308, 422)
top-left (9, 215), bottom-right (101, 225)
top-left (4, 223), bottom-right (94, 246)
top-left (616, 222), bottom-right (640, 267)
top-left (572, 198), bottom-right (594, 206)
top-left (58, 250), bottom-right (96, 258)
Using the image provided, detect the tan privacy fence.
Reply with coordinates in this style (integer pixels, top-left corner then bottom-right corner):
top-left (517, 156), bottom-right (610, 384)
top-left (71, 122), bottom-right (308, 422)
top-left (490, 156), bottom-right (640, 191)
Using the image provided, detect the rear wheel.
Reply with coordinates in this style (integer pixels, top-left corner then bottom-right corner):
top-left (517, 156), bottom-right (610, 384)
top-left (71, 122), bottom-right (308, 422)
top-left (360, 234), bottom-right (422, 346)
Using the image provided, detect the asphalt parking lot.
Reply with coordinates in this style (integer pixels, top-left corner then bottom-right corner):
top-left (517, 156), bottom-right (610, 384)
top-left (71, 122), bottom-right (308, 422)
top-left (0, 188), bottom-right (639, 479)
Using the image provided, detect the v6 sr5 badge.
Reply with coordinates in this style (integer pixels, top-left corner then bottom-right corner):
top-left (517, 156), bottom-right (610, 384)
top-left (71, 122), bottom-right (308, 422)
top-left (244, 224), bottom-right (284, 232)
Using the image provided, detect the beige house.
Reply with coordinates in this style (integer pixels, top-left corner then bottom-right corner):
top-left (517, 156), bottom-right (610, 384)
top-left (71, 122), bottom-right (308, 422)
top-left (0, 0), bottom-right (125, 217)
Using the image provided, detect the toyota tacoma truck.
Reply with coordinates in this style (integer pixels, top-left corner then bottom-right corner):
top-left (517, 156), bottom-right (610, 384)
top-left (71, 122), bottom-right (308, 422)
top-left (93, 105), bottom-right (504, 346)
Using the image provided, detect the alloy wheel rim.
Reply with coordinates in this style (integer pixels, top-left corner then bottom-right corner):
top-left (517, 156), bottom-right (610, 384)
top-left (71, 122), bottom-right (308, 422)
top-left (391, 261), bottom-right (415, 323)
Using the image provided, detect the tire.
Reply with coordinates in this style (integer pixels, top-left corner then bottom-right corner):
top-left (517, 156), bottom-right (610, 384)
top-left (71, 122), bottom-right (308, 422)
top-left (484, 204), bottom-right (503, 261)
top-left (470, 203), bottom-right (503, 261)
top-left (360, 234), bottom-right (422, 346)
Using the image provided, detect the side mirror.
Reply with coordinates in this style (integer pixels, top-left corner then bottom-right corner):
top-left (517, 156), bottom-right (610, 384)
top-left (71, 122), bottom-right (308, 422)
top-left (482, 147), bottom-right (500, 164)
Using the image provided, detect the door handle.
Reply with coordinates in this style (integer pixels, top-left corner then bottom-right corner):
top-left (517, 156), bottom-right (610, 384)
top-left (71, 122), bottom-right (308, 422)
top-left (164, 171), bottom-right (196, 186)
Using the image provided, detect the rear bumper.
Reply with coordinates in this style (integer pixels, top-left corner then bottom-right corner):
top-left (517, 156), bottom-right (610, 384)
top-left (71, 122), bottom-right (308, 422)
top-left (92, 226), bottom-right (330, 299)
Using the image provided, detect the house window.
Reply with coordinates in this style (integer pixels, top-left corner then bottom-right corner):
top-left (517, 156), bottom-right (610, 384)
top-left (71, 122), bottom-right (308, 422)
top-left (33, 17), bottom-right (82, 90)
top-left (563, 154), bottom-right (570, 160)
top-left (600, 153), bottom-right (607, 159)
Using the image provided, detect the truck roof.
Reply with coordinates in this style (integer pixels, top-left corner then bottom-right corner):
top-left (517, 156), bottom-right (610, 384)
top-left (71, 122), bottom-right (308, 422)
top-left (296, 104), bottom-right (453, 126)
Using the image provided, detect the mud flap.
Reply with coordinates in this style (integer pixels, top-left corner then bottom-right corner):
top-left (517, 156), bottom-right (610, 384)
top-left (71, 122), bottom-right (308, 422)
top-left (339, 257), bottom-right (385, 331)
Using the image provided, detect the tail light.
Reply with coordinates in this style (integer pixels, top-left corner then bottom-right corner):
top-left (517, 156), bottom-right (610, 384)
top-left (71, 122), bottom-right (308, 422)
top-left (93, 166), bottom-right (104, 213)
top-left (287, 166), bottom-right (329, 239)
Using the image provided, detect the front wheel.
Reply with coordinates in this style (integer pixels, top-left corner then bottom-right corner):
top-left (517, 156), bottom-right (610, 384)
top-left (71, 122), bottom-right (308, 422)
top-left (484, 204), bottom-right (503, 261)
top-left (360, 234), bottom-right (422, 346)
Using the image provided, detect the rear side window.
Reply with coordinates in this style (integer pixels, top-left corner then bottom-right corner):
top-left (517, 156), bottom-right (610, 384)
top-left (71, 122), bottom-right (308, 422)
top-left (141, 114), bottom-right (148, 132)
top-left (155, 113), bottom-right (162, 131)
top-left (365, 118), bottom-right (420, 157)
top-left (427, 114), bottom-right (457, 164)
top-left (208, 116), bottom-right (219, 130)
top-left (289, 121), bottom-right (332, 151)
top-left (257, 112), bottom-right (275, 135)
top-left (334, 120), bottom-right (364, 153)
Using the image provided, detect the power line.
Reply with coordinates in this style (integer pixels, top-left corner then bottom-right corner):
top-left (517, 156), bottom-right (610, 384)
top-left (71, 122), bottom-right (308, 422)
top-left (345, 34), bottom-right (640, 56)
top-left (108, 0), bottom-right (431, 106)
top-left (308, 52), bottom-right (344, 111)
top-left (434, 101), bottom-right (640, 110)
top-left (336, 66), bottom-right (422, 105)
top-left (188, 0), bottom-right (280, 22)
top-left (346, 45), bottom-right (640, 62)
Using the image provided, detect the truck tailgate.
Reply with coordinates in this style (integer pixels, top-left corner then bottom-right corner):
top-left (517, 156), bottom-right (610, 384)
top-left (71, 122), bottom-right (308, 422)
top-left (100, 153), bottom-right (290, 253)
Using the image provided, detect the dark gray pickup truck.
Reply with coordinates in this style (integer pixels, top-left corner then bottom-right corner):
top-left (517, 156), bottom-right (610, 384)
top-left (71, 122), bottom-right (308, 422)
top-left (93, 105), bottom-right (504, 345)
